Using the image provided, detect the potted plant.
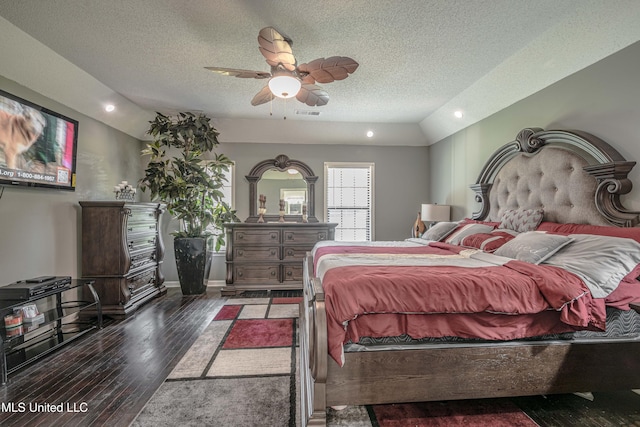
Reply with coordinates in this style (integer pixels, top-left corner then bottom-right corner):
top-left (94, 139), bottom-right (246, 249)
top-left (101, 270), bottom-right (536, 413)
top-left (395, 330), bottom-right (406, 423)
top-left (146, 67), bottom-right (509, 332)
top-left (139, 112), bottom-right (239, 295)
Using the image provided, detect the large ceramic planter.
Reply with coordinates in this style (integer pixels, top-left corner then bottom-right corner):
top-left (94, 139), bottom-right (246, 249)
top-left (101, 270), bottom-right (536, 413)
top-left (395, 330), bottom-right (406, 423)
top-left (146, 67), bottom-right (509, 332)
top-left (174, 237), bottom-right (212, 295)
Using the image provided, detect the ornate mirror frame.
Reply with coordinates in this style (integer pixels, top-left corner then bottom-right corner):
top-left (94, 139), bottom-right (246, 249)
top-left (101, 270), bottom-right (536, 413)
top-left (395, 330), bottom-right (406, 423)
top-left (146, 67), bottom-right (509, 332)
top-left (245, 154), bottom-right (319, 223)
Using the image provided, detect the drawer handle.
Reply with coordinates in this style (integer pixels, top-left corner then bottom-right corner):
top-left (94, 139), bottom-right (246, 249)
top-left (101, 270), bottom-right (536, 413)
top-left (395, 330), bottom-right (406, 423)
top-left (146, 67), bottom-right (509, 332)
top-left (318, 233), bottom-right (326, 240)
top-left (287, 249), bottom-right (294, 256)
top-left (270, 271), bottom-right (276, 276)
top-left (238, 271), bottom-right (243, 277)
top-left (286, 234), bottom-right (293, 240)
top-left (238, 249), bottom-right (244, 256)
top-left (238, 234), bottom-right (244, 239)
top-left (270, 233), bottom-right (278, 239)
top-left (287, 270), bottom-right (293, 276)
top-left (270, 249), bottom-right (276, 256)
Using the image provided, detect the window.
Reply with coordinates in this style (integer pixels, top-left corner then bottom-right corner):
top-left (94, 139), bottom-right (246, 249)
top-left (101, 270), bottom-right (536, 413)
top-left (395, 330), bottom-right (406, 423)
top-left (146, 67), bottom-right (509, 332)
top-left (325, 162), bottom-right (374, 241)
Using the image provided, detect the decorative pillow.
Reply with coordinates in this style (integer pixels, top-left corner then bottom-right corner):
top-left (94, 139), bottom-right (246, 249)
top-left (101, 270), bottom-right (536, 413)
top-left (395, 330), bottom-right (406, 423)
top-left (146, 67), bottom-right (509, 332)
top-left (494, 231), bottom-right (573, 264)
top-left (444, 223), bottom-right (495, 245)
top-left (499, 208), bottom-right (544, 232)
top-left (543, 233), bottom-right (640, 298)
top-left (460, 230), bottom-right (518, 253)
top-left (421, 221), bottom-right (459, 241)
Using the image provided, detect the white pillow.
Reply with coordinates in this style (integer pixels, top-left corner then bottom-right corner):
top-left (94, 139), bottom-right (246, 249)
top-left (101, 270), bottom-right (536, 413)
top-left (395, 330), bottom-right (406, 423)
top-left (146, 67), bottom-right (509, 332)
top-left (543, 233), bottom-right (640, 298)
top-left (494, 231), bottom-right (573, 265)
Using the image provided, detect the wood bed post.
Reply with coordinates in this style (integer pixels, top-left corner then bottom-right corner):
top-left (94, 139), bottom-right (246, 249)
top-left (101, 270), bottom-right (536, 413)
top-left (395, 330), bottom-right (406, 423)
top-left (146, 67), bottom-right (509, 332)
top-left (301, 253), bottom-right (329, 426)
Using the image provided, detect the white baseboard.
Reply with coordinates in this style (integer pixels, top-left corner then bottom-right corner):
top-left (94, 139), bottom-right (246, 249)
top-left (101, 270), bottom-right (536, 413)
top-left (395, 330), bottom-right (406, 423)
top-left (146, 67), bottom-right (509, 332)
top-left (164, 280), bottom-right (225, 289)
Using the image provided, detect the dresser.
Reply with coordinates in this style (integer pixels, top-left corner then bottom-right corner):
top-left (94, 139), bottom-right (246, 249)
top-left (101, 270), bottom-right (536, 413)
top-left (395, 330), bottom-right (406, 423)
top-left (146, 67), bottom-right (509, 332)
top-left (223, 222), bottom-right (337, 295)
top-left (79, 201), bottom-right (166, 318)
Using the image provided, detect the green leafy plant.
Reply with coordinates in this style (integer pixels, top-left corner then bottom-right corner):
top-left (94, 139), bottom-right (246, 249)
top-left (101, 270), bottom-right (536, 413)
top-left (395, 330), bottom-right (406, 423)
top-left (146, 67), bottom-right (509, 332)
top-left (139, 112), bottom-right (239, 251)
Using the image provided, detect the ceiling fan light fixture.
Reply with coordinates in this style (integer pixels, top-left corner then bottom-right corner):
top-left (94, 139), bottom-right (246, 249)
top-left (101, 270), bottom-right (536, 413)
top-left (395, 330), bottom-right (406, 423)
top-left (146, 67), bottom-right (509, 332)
top-left (268, 75), bottom-right (301, 99)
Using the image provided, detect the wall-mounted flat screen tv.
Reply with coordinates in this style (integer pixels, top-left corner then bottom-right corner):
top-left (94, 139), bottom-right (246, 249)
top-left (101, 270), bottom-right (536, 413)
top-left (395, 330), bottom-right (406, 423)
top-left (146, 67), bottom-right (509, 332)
top-left (0, 89), bottom-right (78, 191)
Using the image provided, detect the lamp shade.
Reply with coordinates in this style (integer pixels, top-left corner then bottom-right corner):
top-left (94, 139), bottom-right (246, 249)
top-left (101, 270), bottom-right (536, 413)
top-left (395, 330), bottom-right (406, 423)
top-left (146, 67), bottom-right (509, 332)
top-left (268, 75), bottom-right (301, 99)
top-left (421, 204), bottom-right (450, 222)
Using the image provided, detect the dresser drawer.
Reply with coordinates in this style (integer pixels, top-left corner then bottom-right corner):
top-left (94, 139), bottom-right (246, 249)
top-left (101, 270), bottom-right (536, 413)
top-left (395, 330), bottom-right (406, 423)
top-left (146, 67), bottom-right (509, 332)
top-left (127, 208), bottom-right (157, 225)
top-left (235, 246), bottom-right (279, 261)
top-left (127, 234), bottom-right (157, 253)
top-left (234, 228), bottom-right (280, 245)
top-left (234, 265), bottom-right (280, 283)
top-left (126, 221), bottom-right (157, 234)
top-left (126, 268), bottom-right (156, 297)
top-left (282, 246), bottom-right (313, 260)
top-left (282, 228), bottom-right (329, 244)
top-left (283, 265), bottom-right (303, 282)
top-left (129, 246), bottom-right (157, 271)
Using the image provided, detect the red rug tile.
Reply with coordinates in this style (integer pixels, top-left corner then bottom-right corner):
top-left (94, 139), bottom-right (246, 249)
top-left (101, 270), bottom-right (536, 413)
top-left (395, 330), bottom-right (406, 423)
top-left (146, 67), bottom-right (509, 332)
top-left (223, 318), bottom-right (293, 349)
top-left (272, 297), bottom-right (303, 304)
top-left (372, 399), bottom-right (538, 427)
top-left (213, 304), bottom-right (242, 320)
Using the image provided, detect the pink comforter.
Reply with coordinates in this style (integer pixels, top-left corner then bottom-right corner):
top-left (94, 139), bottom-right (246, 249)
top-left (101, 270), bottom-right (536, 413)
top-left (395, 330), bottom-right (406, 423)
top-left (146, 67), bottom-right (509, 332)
top-left (314, 242), bottom-right (606, 366)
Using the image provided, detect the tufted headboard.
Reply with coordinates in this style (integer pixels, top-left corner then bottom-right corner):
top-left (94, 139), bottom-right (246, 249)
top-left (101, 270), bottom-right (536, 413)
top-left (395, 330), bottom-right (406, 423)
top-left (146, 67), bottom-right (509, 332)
top-left (470, 128), bottom-right (640, 227)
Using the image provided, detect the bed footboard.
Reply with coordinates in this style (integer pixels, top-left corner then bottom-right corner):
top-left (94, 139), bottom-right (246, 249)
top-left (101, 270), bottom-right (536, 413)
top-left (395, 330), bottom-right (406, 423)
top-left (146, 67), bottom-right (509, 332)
top-left (300, 253), bottom-right (329, 426)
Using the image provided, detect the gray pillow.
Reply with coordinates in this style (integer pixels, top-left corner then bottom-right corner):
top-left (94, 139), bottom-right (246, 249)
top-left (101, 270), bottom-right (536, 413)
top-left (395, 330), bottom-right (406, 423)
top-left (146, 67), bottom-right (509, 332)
top-left (494, 231), bottom-right (573, 264)
top-left (421, 221), bottom-right (459, 241)
top-left (543, 233), bottom-right (640, 298)
top-left (499, 208), bottom-right (544, 233)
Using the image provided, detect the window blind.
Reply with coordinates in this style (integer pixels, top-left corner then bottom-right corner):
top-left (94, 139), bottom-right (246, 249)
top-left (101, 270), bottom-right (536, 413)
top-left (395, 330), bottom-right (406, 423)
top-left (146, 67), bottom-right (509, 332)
top-left (325, 163), bottom-right (373, 241)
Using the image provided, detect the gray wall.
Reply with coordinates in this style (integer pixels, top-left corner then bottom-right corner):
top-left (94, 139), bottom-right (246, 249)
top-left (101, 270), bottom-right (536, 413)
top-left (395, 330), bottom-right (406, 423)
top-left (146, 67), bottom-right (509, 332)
top-left (0, 76), bottom-right (144, 284)
top-left (429, 41), bottom-right (640, 219)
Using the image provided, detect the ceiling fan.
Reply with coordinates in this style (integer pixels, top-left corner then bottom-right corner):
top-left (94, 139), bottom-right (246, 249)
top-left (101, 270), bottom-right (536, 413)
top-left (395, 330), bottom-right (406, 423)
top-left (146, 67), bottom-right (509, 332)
top-left (205, 27), bottom-right (359, 107)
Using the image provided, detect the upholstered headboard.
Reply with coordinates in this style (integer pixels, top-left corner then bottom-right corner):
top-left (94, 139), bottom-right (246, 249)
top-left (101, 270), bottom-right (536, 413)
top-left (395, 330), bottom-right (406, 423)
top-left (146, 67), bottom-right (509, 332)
top-left (470, 128), bottom-right (640, 227)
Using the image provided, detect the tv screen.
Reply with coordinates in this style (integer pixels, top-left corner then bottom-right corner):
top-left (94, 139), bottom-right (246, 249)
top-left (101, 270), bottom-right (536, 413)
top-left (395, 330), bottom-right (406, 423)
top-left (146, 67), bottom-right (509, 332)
top-left (0, 89), bottom-right (78, 191)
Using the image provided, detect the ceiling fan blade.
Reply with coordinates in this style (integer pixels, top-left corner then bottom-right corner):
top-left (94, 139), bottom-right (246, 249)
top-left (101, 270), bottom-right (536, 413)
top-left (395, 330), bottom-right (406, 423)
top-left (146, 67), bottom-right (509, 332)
top-left (258, 27), bottom-right (296, 72)
top-left (205, 67), bottom-right (271, 79)
top-left (251, 86), bottom-right (275, 106)
top-left (296, 83), bottom-right (329, 107)
top-left (297, 56), bottom-right (359, 84)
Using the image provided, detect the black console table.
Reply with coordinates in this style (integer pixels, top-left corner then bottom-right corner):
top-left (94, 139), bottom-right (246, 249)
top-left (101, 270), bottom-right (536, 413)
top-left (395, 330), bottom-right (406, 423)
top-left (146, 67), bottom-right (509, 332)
top-left (0, 279), bottom-right (102, 384)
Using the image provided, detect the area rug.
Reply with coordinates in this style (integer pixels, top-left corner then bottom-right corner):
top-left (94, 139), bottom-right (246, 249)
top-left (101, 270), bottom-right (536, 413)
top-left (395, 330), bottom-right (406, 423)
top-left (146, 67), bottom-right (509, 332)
top-left (132, 296), bottom-right (539, 427)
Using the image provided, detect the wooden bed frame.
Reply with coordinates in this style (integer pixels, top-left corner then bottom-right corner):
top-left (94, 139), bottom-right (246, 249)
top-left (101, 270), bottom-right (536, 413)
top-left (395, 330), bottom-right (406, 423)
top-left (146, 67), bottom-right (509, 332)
top-left (300, 127), bottom-right (640, 426)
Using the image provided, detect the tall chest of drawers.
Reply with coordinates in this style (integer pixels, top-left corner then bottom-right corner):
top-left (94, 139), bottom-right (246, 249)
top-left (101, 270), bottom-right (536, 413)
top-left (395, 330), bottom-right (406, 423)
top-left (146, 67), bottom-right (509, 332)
top-left (223, 222), bottom-right (337, 295)
top-left (80, 201), bottom-right (166, 318)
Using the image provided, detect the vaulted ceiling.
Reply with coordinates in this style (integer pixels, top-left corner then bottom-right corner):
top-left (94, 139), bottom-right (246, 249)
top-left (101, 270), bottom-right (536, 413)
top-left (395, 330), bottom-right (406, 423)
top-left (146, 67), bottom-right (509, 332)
top-left (1, 1), bottom-right (639, 146)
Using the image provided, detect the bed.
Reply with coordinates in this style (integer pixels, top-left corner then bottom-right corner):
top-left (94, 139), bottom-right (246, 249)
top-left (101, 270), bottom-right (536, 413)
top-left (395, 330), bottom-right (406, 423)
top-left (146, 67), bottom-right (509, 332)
top-left (299, 127), bottom-right (640, 426)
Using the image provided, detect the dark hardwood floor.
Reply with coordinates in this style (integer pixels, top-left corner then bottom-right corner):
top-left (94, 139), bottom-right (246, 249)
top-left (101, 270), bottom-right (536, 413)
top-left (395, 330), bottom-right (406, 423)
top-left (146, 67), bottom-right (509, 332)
top-left (1, 286), bottom-right (640, 426)
top-left (0, 286), bottom-right (225, 427)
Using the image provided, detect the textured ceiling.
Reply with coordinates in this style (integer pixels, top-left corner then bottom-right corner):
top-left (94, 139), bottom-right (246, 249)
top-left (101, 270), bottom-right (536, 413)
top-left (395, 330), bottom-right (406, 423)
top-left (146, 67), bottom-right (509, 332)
top-left (0, 0), bottom-right (639, 146)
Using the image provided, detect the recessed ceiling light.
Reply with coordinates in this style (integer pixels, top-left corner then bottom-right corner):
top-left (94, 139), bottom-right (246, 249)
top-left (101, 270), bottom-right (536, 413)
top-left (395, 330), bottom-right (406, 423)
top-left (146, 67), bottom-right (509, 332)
top-left (453, 110), bottom-right (463, 119)
top-left (366, 130), bottom-right (374, 138)
top-left (105, 104), bottom-right (115, 112)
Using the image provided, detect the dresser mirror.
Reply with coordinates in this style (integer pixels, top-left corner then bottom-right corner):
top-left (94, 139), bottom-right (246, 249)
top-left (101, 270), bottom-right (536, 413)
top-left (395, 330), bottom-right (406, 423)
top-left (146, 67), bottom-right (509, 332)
top-left (246, 154), bottom-right (318, 223)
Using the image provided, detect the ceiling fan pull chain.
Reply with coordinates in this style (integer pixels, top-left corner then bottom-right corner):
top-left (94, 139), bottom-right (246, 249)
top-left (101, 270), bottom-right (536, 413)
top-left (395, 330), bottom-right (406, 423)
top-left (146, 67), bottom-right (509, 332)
top-left (284, 97), bottom-right (287, 120)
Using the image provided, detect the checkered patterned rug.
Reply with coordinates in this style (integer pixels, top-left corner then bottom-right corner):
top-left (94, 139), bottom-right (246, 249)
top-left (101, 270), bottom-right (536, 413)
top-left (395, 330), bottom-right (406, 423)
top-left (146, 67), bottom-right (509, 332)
top-left (132, 296), bottom-right (301, 427)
